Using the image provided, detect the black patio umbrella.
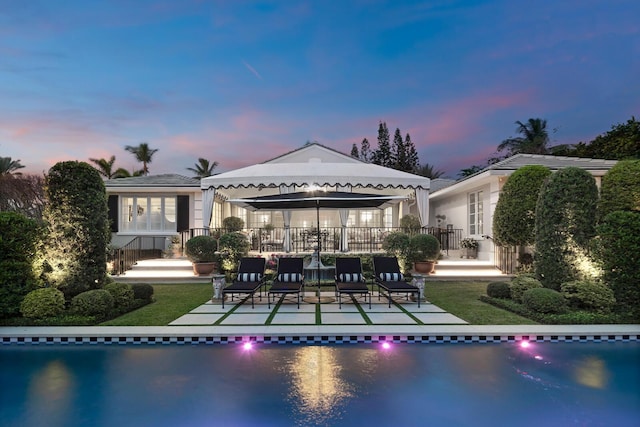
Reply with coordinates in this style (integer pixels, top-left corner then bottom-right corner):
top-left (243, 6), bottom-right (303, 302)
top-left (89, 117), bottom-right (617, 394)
top-left (229, 190), bottom-right (406, 301)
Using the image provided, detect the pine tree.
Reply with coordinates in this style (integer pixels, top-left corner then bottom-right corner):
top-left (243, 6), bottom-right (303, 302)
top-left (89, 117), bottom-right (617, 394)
top-left (372, 122), bottom-right (392, 167)
top-left (350, 144), bottom-right (360, 159)
top-left (360, 138), bottom-right (371, 162)
top-left (405, 133), bottom-right (420, 173)
top-left (392, 128), bottom-right (405, 170)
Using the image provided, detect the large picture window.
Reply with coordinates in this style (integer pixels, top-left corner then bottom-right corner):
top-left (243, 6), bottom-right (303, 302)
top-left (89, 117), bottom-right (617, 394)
top-left (469, 190), bottom-right (483, 235)
top-left (121, 196), bottom-right (176, 233)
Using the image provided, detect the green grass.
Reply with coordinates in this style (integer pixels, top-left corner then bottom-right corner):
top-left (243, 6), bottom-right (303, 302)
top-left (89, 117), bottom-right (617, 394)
top-left (100, 283), bottom-right (212, 326)
top-left (98, 281), bottom-right (535, 326)
top-left (425, 281), bottom-right (536, 325)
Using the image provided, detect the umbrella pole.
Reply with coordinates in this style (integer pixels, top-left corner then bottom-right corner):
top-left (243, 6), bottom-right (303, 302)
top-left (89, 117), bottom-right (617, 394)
top-left (316, 201), bottom-right (321, 297)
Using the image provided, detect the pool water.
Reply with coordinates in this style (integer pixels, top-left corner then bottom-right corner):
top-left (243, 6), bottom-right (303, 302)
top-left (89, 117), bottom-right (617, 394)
top-left (1, 341), bottom-right (638, 427)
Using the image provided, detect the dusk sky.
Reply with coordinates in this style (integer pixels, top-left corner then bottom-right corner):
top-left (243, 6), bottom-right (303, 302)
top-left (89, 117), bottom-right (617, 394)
top-left (1, 0), bottom-right (638, 178)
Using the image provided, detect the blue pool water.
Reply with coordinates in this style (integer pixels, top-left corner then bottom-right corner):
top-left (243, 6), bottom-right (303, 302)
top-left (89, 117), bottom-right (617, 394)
top-left (1, 341), bottom-right (638, 427)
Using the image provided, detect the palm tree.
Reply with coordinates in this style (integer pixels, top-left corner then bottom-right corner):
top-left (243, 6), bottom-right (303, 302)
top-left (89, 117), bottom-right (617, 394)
top-left (0, 157), bottom-right (25, 175)
top-left (415, 163), bottom-right (445, 179)
top-left (124, 142), bottom-right (158, 176)
top-left (187, 158), bottom-right (218, 178)
top-left (497, 118), bottom-right (550, 156)
top-left (89, 156), bottom-right (117, 179)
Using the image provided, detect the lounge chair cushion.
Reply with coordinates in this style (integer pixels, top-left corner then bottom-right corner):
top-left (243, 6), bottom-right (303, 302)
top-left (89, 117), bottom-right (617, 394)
top-left (277, 273), bottom-right (302, 282)
top-left (237, 272), bottom-right (262, 282)
top-left (338, 273), bottom-right (364, 282)
top-left (379, 272), bottom-right (403, 281)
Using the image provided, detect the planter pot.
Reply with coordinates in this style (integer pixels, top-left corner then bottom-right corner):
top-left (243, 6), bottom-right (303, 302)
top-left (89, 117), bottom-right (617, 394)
top-left (192, 262), bottom-right (218, 276)
top-left (462, 248), bottom-right (477, 259)
top-left (414, 261), bottom-right (435, 274)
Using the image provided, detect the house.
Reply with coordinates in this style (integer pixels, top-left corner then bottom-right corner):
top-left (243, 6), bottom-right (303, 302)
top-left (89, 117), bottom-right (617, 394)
top-left (105, 174), bottom-right (203, 250)
top-left (428, 154), bottom-right (618, 263)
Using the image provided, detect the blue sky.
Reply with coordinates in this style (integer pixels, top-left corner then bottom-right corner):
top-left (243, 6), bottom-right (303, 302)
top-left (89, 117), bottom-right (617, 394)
top-left (1, 0), bottom-right (638, 177)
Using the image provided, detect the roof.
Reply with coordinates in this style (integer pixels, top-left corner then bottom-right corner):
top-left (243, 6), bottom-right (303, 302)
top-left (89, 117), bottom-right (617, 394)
top-left (201, 143), bottom-right (430, 199)
top-left (430, 153), bottom-right (618, 198)
top-left (482, 153), bottom-right (618, 171)
top-left (105, 174), bottom-right (200, 188)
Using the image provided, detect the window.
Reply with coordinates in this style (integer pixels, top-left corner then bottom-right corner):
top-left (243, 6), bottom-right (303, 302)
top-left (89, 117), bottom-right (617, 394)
top-left (120, 196), bottom-right (176, 233)
top-left (469, 190), bottom-right (483, 235)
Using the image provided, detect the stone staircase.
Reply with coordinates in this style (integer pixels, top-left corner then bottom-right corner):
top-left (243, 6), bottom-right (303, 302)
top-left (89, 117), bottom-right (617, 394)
top-left (111, 257), bottom-right (508, 284)
top-left (428, 260), bottom-right (509, 281)
top-left (111, 258), bottom-right (213, 284)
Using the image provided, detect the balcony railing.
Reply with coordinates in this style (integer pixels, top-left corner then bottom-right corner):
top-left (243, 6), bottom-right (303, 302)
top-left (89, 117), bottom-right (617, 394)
top-left (182, 226), bottom-right (463, 255)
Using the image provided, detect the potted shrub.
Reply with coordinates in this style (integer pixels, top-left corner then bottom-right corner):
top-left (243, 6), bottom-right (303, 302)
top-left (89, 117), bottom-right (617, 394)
top-left (460, 238), bottom-right (479, 259)
top-left (408, 233), bottom-right (441, 274)
top-left (185, 235), bottom-right (219, 276)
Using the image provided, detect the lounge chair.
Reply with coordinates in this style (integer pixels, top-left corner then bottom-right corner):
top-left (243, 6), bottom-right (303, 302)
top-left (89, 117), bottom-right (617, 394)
top-left (373, 256), bottom-right (420, 308)
top-left (335, 257), bottom-right (371, 309)
top-left (222, 257), bottom-right (266, 308)
top-left (268, 257), bottom-right (304, 308)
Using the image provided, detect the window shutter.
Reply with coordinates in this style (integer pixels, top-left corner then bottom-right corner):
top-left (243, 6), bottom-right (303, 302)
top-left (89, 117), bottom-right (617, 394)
top-left (177, 196), bottom-right (189, 232)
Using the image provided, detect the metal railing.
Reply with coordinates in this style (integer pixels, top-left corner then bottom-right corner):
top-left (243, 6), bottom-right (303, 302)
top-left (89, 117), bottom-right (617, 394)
top-left (494, 245), bottom-right (518, 274)
top-left (108, 236), bottom-right (165, 276)
top-left (183, 226), bottom-right (463, 254)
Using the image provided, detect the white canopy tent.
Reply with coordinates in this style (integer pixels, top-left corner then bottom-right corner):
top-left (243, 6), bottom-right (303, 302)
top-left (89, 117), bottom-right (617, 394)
top-left (200, 144), bottom-right (431, 235)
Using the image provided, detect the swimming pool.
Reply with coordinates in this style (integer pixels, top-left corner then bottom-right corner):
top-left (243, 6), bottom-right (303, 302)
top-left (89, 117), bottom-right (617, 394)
top-left (1, 341), bottom-right (638, 427)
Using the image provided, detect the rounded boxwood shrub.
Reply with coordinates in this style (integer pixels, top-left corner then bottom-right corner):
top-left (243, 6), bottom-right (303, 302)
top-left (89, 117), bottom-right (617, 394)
top-left (131, 283), bottom-right (154, 302)
top-left (185, 235), bottom-right (219, 263)
top-left (222, 216), bottom-right (244, 232)
top-left (218, 231), bottom-right (250, 272)
top-left (70, 289), bottom-right (114, 319)
top-left (510, 275), bottom-right (543, 303)
top-left (522, 288), bottom-right (567, 314)
top-left (104, 282), bottom-right (134, 311)
top-left (20, 288), bottom-right (66, 319)
top-left (486, 281), bottom-right (511, 299)
top-left (560, 280), bottom-right (615, 314)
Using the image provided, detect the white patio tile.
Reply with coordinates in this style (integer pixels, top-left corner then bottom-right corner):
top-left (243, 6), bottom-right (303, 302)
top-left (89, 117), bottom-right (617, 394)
top-left (412, 312), bottom-right (468, 324)
top-left (169, 314), bottom-right (222, 325)
top-left (277, 303), bottom-right (317, 313)
top-left (271, 312), bottom-right (317, 325)
top-left (190, 304), bottom-right (232, 314)
top-left (220, 312), bottom-right (271, 325)
top-left (366, 312), bottom-right (419, 325)
top-left (409, 304), bottom-right (447, 313)
top-left (321, 312), bottom-right (368, 325)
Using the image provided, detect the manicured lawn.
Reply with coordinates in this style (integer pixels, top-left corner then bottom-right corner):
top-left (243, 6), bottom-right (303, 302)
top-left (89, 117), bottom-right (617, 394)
top-left (101, 283), bottom-right (212, 326)
top-left (425, 281), bottom-right (536, 325)
top-left (100, 280), bottom-right (535, 326)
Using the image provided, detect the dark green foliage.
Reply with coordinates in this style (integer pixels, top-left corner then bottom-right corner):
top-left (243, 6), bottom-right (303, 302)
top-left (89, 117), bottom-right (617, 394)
top-left (597, 159), bottom-right (640, 221)
top-left (493, 165), bottom-right (551, 246)
top-left (510, 275), bottom-right (543, 303)
top-left (70, 289), bottom-right (114, 319)
top-left (218, 231), bottom-right (250, 272)
top-left (522, 288), bottom-right (567, 314)
top-left (37, 161), bottom-right (110, 299)
top-left (222, 216), bottom-right (244, 232)
top-left (560, 280), bottom-right (615, 314)
top-left (596, 211), bottom-right (640, 317)
top-left (572, 116), bottom-right (640, 160)
top-left (486, 281), bottom-right (511, 299)
top-left (131, 283), bottom-right (154, 302)
top-left (382, 231), bottom-right (411, 271)
top-left (20, 288), bottom-right (66, 319)
top-left (371, 122), bottom-right (392, 167)
top-left (408, 234), bottom-right (440, 262)
top-left (481, 295), bottom-right (625, 324)
top-left (534, 167), bottom-right (599, 290)
top-left (185, 235), bottom-right (218, 262)
top-left (0, 212), bottom-right (40, 317)
top-left (104, 282), bottom-right (134, 312)
top-left (400, 215), bottom-right (421, 233)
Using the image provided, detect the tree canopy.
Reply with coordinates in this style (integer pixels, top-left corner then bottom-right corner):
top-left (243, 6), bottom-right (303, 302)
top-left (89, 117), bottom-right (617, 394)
top-left (187, 158), bottom-right (218, 178)
top-left (125, 142), bottom-right (158, 176)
